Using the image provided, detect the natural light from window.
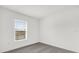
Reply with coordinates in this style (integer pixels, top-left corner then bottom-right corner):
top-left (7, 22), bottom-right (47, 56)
top-left (15, 19), bottom-right (27, 40)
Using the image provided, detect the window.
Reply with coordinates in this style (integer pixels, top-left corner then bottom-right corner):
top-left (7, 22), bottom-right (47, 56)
top-left (15, 19), bottom-right (27, 40)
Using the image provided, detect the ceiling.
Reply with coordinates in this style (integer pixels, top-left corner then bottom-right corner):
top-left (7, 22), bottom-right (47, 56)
top-left (2, 5), bottom-right (78, 19)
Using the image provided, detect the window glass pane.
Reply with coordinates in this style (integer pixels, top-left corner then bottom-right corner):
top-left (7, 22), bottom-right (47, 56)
top-left (15, 19), bottom-right (27, 40)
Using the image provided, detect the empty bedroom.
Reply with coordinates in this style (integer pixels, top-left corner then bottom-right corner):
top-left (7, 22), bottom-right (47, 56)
top-left (0, 5), bottom-right (79, 53)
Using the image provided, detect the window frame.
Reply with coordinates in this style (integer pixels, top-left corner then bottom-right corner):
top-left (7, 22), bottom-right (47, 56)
top-left (14, 19), bottom-right (27, 41)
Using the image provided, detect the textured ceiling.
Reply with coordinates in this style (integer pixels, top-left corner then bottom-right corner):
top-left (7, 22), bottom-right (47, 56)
top-left (2, 5), bottom-right (78, 19)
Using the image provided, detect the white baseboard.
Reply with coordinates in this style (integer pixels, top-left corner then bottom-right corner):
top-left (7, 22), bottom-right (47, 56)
top-left (3, 42), bottom-right (39, 53)
top-left (40, 41), bottom-right (77, 53)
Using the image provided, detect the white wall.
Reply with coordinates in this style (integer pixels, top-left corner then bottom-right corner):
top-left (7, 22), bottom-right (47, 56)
top-left (40, 7), bottom-right (79, 52)
top-left (0, 7), bottom-right (40, 52)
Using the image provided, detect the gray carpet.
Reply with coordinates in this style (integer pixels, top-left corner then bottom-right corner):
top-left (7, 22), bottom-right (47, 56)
top-left (5, 43), bottom-right (75, 53)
